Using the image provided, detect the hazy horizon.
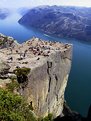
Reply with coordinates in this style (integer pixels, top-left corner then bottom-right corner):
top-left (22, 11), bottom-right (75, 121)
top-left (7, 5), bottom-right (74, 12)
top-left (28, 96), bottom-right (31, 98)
top-left (0, 0), bottom-right (91, 9)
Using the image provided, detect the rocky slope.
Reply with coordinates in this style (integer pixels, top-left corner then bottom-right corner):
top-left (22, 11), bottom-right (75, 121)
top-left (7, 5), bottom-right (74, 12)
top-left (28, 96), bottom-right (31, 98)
top-left (19, 6), bottom-right (91, 41)
top-left (0, 33), bottom-right (19, 49)
top-left (0, 35), bottom-right (72, 118)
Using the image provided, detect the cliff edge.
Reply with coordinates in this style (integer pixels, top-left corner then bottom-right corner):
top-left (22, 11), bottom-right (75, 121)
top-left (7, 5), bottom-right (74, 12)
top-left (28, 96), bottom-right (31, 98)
top-left (0, 35), bottom-right (72, 117)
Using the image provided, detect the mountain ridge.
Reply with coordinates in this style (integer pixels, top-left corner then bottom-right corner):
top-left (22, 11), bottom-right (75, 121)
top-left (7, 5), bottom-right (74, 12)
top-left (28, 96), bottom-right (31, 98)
top-left (19, 5), bottom-right (91, 41)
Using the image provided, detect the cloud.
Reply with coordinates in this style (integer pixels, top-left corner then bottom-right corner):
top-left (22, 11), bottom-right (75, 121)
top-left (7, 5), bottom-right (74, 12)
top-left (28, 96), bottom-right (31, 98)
top-left (0, 0), bottom-right (91, 9)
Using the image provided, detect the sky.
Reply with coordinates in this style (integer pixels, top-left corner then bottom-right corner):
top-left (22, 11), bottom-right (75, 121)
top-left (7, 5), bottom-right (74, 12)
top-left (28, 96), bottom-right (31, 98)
top-left (0, 0), bottom-right (91, 9)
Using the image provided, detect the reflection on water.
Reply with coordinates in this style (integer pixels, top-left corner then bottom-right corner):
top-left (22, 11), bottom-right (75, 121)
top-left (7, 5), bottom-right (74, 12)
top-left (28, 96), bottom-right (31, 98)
top-left (0, 12), bottom-right (91, 116)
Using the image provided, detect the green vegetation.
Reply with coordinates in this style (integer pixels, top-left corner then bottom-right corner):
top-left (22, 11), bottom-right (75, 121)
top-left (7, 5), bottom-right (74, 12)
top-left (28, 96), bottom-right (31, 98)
top-left (0, 88), bottom-right (37, 121)
top-left (14, 67), bottom-right (30, 76)
top-left (0, 40), bottom-right (4, 45)
top-left (14, 67), bottom-right (30, 84)
top-left (0, 67), bottom-right (54, 121)
top-left (43, 113), bottom-right (53, 121)
top-left (0, 88), bottom-right (53, 121)
top-left (38, 114), bottom-right (53, 121)
top-left (6, 80), bottom-right (19, 92)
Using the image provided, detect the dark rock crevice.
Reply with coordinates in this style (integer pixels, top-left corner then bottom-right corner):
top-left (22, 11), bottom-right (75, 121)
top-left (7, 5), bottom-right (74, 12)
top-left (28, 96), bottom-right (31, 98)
top-left (48, 76), bottom-right (51, 92)
top-left (47, 61), bottom-right (52, 93)
top-left (54, 74), bottom-right (58, 101)
top-left (47, 61), bottom-right (53, 113)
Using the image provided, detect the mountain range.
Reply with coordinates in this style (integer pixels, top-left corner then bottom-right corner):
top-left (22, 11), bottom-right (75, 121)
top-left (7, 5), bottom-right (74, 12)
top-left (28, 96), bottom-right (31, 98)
top-left (19, 5), bottom-right (91, 41)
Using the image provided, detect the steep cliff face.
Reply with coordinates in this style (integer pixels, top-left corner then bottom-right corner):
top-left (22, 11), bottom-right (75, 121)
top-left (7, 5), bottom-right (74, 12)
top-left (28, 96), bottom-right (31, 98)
top-left (0, 36), bottom-right (72, 117)
top-left (18, 39), bottom-right (72, 117)
top-left (27, 50), bottom-right (71, 117)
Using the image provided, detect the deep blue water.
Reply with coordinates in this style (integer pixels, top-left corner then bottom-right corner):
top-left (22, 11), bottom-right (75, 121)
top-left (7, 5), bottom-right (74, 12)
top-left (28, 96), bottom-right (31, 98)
top-left (0, 13), bottom-right (91, 117)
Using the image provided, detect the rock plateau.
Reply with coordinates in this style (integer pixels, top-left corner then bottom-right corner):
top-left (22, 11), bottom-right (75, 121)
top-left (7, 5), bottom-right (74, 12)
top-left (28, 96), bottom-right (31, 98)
top-left (0, 34), bottom-right (72, 117)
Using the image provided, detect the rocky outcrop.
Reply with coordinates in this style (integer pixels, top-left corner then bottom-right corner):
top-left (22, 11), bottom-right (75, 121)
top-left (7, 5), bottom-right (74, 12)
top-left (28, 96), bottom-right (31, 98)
top-left (0, 59), bottom-right (11, 88)
top-left (0, 33), bottom-right (19, 49)
top-left (0, 36), bottom-right (72, 117)
top-left (19, 5), bottom-right (91, 41)
top-left (24, 47), bottom-right (72, 117)
top-left (0, 60), bottom-right (10, 75)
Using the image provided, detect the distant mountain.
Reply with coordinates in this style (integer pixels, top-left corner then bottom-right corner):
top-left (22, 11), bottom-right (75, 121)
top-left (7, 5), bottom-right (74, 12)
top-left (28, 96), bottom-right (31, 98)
top-left (19, 5), bottom-right (91, 41)
top-left (0, 8), bottom-right (10, 20)
top-left (18, 7), bottom-right (30, 16)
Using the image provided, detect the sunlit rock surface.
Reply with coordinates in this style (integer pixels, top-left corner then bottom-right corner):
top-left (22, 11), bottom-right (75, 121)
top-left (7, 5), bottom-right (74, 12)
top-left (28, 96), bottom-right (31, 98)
top-left (0, 36), bottom-right (72, 117)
